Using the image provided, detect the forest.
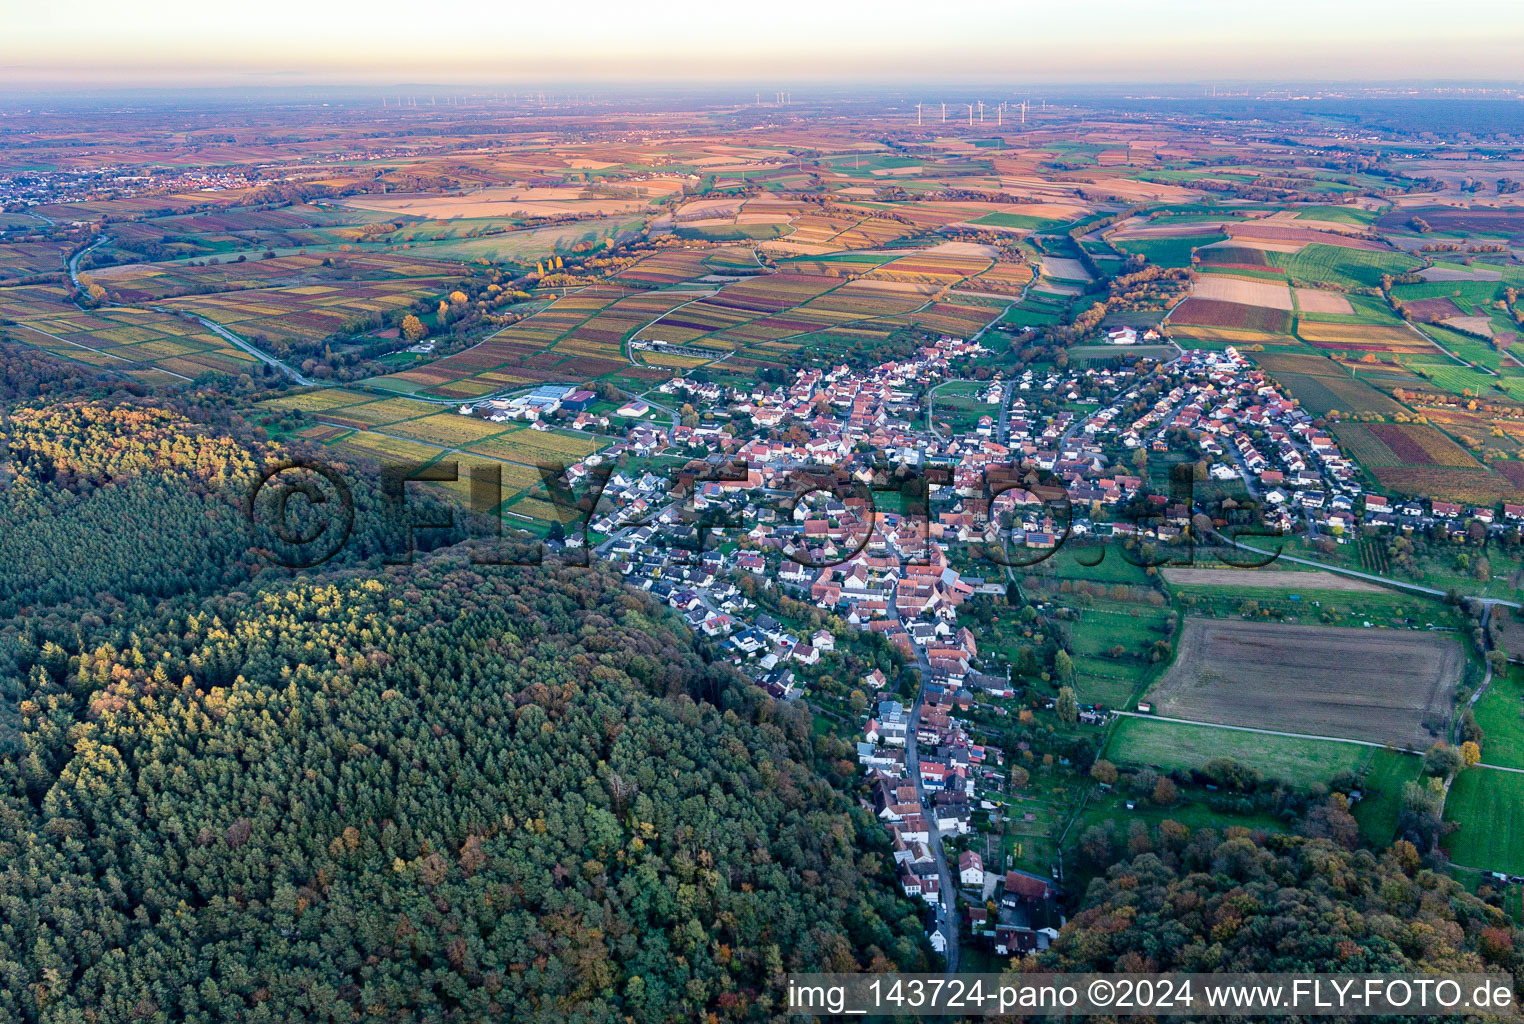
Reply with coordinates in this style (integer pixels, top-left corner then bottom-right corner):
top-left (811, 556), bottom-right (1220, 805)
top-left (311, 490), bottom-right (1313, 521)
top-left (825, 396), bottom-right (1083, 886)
top-left (1043, 825), bottom-right (1524, 977)
top-left (0, 556), bottom-right (929, 1022)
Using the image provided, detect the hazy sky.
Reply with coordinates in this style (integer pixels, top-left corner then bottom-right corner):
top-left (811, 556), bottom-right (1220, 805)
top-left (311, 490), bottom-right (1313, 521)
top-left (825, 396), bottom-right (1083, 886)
top-left (5, 0), bottom-right (1524, 85)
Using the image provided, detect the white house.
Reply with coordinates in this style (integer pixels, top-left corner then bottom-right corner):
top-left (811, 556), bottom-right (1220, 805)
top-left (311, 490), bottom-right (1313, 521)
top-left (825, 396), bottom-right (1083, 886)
top-left (959, 850), bottom-right (984, 888)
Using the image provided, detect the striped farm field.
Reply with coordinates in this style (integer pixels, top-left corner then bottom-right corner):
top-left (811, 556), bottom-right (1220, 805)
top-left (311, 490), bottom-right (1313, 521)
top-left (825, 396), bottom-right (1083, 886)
top-left (1267, 243), bottom-right (1421, 290)
top-left (386, 413), bottom-right (517, 447)
top-left (1196, 244), bottom-right (1272, 267)
top-left (465, 428), bottom-right (604, 466)
top-left (329, 430), bottom-right (448, 466)
top-left (314, 397), bottom-right (437, 428)
top-left (639, 351), bottom-right (711, 369)
top-left (1373, 466), bottom-right (1523, 503)
top-left (1267, 371), bottom-right (1407, 417)
top-left (1170, 298), bottom-right (1292, 334)
top-left (867, 253), bottom-right (991, 285)
top-left (1331, 422), bottom-right (1404, 467)
top-left (14, 306), bottom-right (261, 381)
top-left (509, 495), bottom-right (584, 524)
top-left (1365, 423), bottom-right (1481, 468)
top-left (157, 278), bottom-right (452, 351)
top-left (1191, 274), bottom-right (1293, 310)
top-left (1166, 324), bottom-right (1293, 344)
top-left (297, 424), bottom-right (350, 442)
top-left (1297, 321), bottom-right (1432, 352)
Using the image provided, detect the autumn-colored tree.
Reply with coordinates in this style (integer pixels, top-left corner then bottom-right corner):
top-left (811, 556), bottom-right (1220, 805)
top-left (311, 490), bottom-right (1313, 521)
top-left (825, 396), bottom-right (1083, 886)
top-left (401, 314), bottom-right (428, 342)
top-left (1056, 686), bottom-right (1078, 724)
top-left (1151, 777), bottom-right (1178, 806)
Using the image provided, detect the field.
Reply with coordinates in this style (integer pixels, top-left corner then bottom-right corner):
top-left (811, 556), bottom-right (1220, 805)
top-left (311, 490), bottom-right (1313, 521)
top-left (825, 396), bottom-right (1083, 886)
top-left (10, 306), bottom-right (259, 384)
top-left (1110, 233), bottom-right (1226, 268)
top-left (1364, 422), bottom-right (1481, 467)
top-left (1295, 320), bottom-right (1434, 354)
top-left (1147, 619), bottom-right (1461, 749)
top-left (1443, 769), bottom-right (1524, 874)
top-left (1267, 243), bottom-right (1422, 290)
top-left (1295, 205), bottom-right (1380, 227)
top-left (157, 277), bottom-right (454, 353)
top-left (1191, 274), bottom-right (1293, 310)
top-left (1159, 567), bottom-right (1383, 592)
top-left (1170, 298), bottom-right (1292, 334)
top-left (1106, 716), bottom-right (1368, 787)
top-left (1471, 664), bottom-right (1524, 770)
top-left (1294, 289), bottom-right (1354, 315)
top-left (1351, 749), bottom-right (1425, 845)
top-left (1260, 367), bottom-right (1407, 417)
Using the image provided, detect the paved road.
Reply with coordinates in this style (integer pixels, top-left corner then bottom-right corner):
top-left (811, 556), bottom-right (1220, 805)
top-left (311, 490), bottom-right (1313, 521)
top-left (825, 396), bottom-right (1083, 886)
top-left (997, 384), bottom-right (1015, 445)
top-left (1221, 536), bottom-right (1523, 610)
top-left (67, 236), bottom-right (108, 288)
top-left (188, 314), bottom-right (317, 385)
top-left (890, 582), bottom-right (960, 971)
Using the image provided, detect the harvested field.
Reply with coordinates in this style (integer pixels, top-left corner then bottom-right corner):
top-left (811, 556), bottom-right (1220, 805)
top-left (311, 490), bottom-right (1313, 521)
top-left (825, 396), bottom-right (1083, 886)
top-left (1038, 256), bottom-right (1092, 282)
top-left (1148, 619), bottom-right (1460, 749)
top-left (1402, 297), bottom-right (1466, 322)
top-left (1192, 274), bottom-right (1293, 310)
top-left (1160, 568), bottom-right (1384, 592)
top-left (1420, 266), bottom-right (1503, 283)
top-left (1297, 321), bottom-right (1431, 350)
top-left (1171, 298), bottom-right (1292, 334)
top-left (340, 187), bottom-right (649, 219)
top-left (1198, 244), bottom-right (1271, 267)
top-left (1294, 289), bottom-right (1354, 315)
top-left (1227, 223), bottom-right (1388, 251)
top-left (1441, 316), bottom-right (1494, 337)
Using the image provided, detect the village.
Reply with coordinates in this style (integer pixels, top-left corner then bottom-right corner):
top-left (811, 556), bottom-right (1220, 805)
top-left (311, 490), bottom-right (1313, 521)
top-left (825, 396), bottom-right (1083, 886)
top-left (528, 332), bottom-right (1524, 963)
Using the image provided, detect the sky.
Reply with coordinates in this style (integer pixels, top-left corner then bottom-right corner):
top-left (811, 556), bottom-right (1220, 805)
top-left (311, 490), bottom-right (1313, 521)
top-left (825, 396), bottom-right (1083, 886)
top-left (4, 0), bottom-right (1524, 86)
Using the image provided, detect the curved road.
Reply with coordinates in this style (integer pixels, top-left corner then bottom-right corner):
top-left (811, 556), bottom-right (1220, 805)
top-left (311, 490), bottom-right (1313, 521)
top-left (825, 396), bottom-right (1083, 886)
top-left (188, 315), bottom-right (316, 386)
